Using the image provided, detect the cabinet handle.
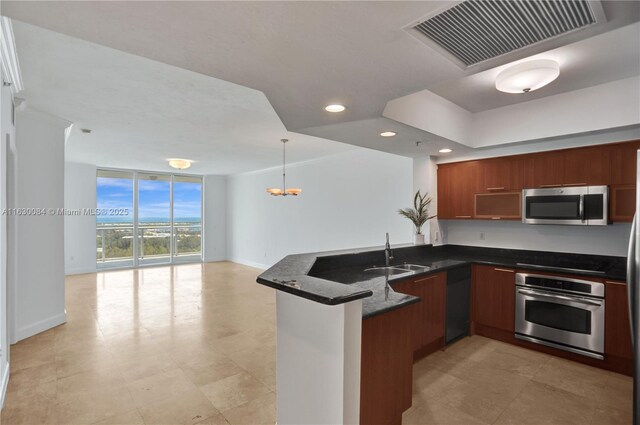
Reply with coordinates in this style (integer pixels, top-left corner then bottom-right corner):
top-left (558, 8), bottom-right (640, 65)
top-left (539, 184), bottom-right (562, 188)
top-left (494, 268), bottom-right (515, 273)
top-left (487, 187), bottom-right (505, 191)
top-left (563, 183), bottom-right (587, 187)
top-left (414, 275), bottom-right (438, 283)
top-left (455, 215), bottom-right (472, 218)
top-left (491, 217), bottom-right (501, 220)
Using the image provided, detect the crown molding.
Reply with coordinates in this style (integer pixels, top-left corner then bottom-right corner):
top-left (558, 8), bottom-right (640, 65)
top-left (1, 17), bottom-right (24, 94)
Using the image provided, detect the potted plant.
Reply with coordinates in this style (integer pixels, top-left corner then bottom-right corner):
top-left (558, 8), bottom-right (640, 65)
top-left (398, 190), bottom-right (436, 245)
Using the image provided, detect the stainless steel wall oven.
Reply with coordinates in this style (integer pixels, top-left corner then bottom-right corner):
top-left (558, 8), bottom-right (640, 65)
top-left (515, 273), bottom-right (605, 360)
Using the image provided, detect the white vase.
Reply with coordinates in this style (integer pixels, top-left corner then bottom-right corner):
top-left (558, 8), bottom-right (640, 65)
top-left (413, 234), bottom-right (425, 246)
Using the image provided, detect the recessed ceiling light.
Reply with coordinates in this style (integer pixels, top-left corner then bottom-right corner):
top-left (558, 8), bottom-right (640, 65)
top-left (495, 59), bottom-right (560, 94)
top-left (168, 158), bottom-right (192, 170)
top-left (439, 148), bottom-right (453, 153)
top-left (380, 131), bottom-right (397, 137)
top-left (325, 104), bottom-right (346, 113)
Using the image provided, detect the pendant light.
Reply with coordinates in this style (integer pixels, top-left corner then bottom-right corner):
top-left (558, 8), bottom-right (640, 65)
top-left (266, 139), bottom-right (302, 196)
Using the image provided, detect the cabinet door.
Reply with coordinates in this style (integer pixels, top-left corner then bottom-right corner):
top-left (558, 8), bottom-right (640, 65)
top-left (437, 165), bottom-right (453, 219)
top-left (604, 280), bottom-right (632, 360)
top-left (474, 192), bottom-right (521, 220)
top-left (480, 157), bottom-right (523, 192)
top-left (415, 273), bottom-right (446, 347)
top-left (472, 265), bottom-right (516, 332)
top-left (562, 146), bottom-right (611, 186)
top-left (611, 141), bottom-right (640, 185)
top-left (523, 151), bottom-right (564, 188)
top-left (449, 161), bottom-right (480, 219)
top-left (610, 185), bottom-right (636, 222)
top-left (393, 273), bottom-right (446, 352)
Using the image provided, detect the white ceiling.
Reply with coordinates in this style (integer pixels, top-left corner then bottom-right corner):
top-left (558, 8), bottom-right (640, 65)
top-left (430, 22), bottom-right (640, 112)
top-left (12, 21), bottom-right (354, 175)
top-left (3, 1), bottom-right (640, 167)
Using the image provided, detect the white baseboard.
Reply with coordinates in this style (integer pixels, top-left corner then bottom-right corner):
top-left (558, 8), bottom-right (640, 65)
top-left (203, 256), bottom-right (228, 263)
top-left (15, 312), bottom-right (67, 342)
top-left (227, 257), bottom-right (271, 270)
top-left (0, 362), bottom-right (9, 409)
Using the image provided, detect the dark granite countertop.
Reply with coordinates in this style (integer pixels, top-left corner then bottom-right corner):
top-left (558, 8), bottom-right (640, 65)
top-left (257, 244), bottom-right (626, 319)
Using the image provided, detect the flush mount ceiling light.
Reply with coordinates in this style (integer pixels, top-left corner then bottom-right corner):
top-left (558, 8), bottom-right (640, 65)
top-left (266, 139), bottom-right (302, 197)
top-left (324, 104), bottom-right (346, 113)
top-left (168, 158), bottom-right (192, 170)
top-left (380, 131), bottom-right (397, 137)
top-left (439, 148), bottom-right (453, 153)
top-left (495, 59), bottom-right (560, 94)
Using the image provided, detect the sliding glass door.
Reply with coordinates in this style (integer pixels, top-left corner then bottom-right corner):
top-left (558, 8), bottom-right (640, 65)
top-left (97, 170), bottom-right (135, 268)
top-left (138, 173), bottom-right (172, 265)
top-left (96, 170), bottom-right (203, 269)
top-left (173, 176), bottom-right (202, 261)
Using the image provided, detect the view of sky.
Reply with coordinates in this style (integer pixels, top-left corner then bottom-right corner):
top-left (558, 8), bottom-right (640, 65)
top-left (97, 177), bottom-right (202, 223)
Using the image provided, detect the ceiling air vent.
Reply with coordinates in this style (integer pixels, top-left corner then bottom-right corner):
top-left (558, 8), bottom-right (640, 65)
top-left (411, 0), bottom-right (602, 67)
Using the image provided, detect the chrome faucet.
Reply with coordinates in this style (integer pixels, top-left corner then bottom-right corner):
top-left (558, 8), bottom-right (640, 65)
top-left (384, 232), bottom-right (394, 266)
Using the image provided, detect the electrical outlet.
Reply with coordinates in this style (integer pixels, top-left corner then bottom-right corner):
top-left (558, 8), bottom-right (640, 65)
top-left (480, 232), bottom-right (485, 241)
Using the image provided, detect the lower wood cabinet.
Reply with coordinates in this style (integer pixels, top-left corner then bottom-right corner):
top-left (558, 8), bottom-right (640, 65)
top-left (604, 280), bottom-right (633, 360)
top-left (472, 265), bottom-right (516, 332)
top-left (360, 303), bottom-right (415, 425)
top-left (393, 272), bottom-right (446, 358)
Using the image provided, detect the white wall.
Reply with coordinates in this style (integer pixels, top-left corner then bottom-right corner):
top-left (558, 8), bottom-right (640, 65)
top-left (10, 107), bottom-right (68, 342)
top-left (441, 220), bottom-right (631, 257)
top-left (203, 175), bottom-right (227, 262)
top-left (226, 149), bottom-right (414, 269)
top-left (64, 162), bottom-right (97, 275)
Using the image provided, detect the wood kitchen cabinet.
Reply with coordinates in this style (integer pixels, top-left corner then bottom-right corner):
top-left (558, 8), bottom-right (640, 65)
top-left (393, 272), bottom-right (446, 358)
top-left (479, 157), bottom-right (523, 192)
top-left (611, 140), bottom-right (640, 185)
top-left (437, 161), bottom-right (480, 219)
top-left (472, 265), bottom-right (516, 332)
top-left (474, 192), bottom-right (521, 220)
top-left (605, 280), bottom-right (633, 360)
top-left (524, 146), bottom-right (611, 188)
top-left (523, 151), bottom-right (565, 188)
top-left (610, 185), bottom-right (636, 222)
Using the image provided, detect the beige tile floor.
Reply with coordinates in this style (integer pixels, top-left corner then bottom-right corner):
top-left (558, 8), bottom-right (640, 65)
top-left (1, 262), bottom-right (633, 425)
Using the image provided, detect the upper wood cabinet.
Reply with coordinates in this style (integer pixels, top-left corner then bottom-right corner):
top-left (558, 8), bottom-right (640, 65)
top-left (475, 192), bottom-right (521, 220)
top-left (479, 157), bottom-right (523, 192)
top-left (523, 146), bottom-right (611, 188)
top-left (437, 140), bottom-right (639, 222)
top-left (437, 161), bottom-right (480, 219)
top-left (611, 141), bottom-right (640, 185)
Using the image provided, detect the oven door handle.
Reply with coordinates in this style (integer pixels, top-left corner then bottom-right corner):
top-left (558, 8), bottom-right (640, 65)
top-left (517, 289), bottom-right (603, 306)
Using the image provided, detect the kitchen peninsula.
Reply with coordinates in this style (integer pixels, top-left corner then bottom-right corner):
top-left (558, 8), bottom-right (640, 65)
top-left (258, 243), bottom-right (629, 425)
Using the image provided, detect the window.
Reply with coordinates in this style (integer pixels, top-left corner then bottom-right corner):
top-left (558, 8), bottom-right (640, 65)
top-left (96, 170), bottom-right (203, 269)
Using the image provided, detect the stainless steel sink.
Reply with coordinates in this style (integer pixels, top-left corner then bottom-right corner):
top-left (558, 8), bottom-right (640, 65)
top-left (399, 263), bottom-right (431, 272)
top-left (364, 266), bottom-right (411, 276)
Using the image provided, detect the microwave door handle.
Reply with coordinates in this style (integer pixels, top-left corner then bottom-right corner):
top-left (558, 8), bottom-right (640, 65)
top-left (579, 194), bottom-right (585, 222)
top-left (627, 213), bottom-right (637, 347)
top-left (517, 289), bottom-right (602, 306)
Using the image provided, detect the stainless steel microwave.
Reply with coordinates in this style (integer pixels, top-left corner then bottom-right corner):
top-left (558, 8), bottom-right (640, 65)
top-left (522, 186), bottom-right (608, 226)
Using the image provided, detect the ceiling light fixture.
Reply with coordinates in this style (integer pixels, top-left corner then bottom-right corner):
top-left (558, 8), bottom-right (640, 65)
top-left (325, 104), bottom-right (346, 113)
top-left (439, 148), bottom-right (453, 153)
top-left (495, 59), bottom-right (560, 94)
top-left (266, 139), bottom-right (302, 197)
top-left (168, 158), bottom-right (192, 170)
top-left (380, 131), bottom-right (397, 137)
